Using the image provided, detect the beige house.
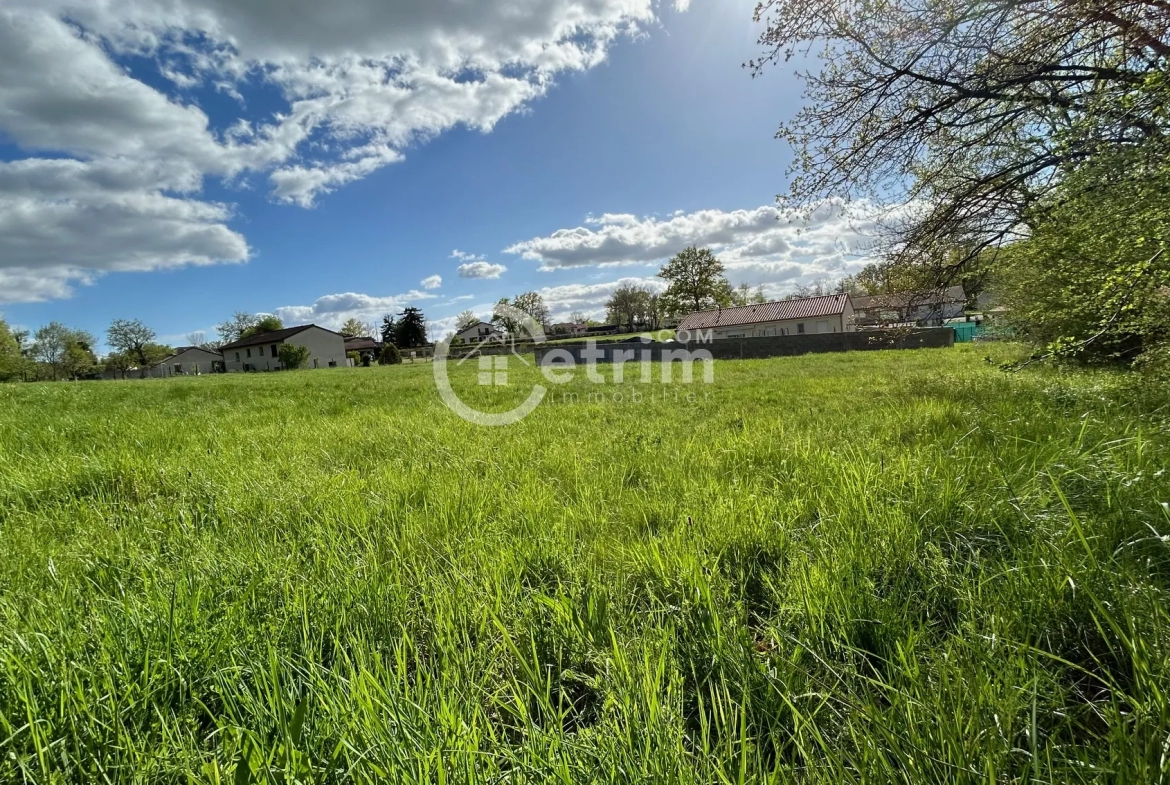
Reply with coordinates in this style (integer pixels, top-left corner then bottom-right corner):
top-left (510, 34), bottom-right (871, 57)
top-left (455, 321), bottom-right (504, 344)
top-left (676, 294), bottom-right (856, 339)
top-left (150, 346), bottom-right (223, 377)
top-left (220, 325), bottom-right (349, 372)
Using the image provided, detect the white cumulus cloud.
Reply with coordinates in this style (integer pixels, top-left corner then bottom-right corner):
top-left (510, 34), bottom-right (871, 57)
top-left (272, 289), bottom-right (436, 328)
top-left (420, 275), bottom-right (443, 290)
top-left (0, 0), bottom-right (687, 301)
top-left (504, 201), bottom-right (891, 287)
top-left (457, 261), bottom-right (508, 279)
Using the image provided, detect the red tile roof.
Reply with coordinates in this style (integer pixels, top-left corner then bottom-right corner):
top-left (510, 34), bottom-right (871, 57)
top-left (677, 294), bottom-right (850, 330)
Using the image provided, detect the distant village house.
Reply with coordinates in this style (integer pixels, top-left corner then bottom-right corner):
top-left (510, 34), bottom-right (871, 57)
top-left (852, 286), bottom-right (966, 327)
top-left (676, 294), bottom-right (856, 340)
top-left (219, 325), bottom-right (348, 372)
top-left (454, 321), bottom-right (504, 344)
top-left (150, 346), bottom-right (224, 377)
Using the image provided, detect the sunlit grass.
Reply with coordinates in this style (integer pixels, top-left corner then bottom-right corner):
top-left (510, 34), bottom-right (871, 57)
top-left (0, 345), bottom-right (1167, 782)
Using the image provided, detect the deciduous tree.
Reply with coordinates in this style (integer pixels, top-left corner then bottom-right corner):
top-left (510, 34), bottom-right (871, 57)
top-left (493, 293), bottom-right (550, 334)
top-left (605, 284), bottom-right (651, 331)
top-left (455, 310), bottom-right (479, 331)
top-left (339, 318), bottom-right (371, 337)
top-left (106, 319), bottom-right (156, 366)
top-left (749, 0), bottom-right (1170, 277)
top-left (217, 312), bottom-right (258, 344)
top-left (0, 320), bottom-right (23, 382)
top-left (241, 315), bottom-right (283, 338)
top-left (32, 323), bottom-right (93, 381)
top-left (658, 246), bottom-right (733, 315)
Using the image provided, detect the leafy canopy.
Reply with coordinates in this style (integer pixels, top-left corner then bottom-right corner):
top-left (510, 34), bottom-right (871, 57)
top-left (658, 246), bottom-right (733, 314)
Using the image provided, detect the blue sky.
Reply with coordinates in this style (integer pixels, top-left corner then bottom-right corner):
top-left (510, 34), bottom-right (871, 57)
top-left (0, 0), bottom-right (879, 348)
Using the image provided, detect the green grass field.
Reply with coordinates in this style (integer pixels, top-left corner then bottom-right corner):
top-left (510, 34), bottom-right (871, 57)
top-left (1, 346), bottom-right (1168, 783)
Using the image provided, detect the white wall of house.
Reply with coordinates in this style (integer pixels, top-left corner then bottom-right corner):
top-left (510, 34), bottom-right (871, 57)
top-left (288, 327), bottom-right (349, 369)
top-left (224, 340), bottom-right (282, 372)
top-left (456, 322), bottom-right (503, 343)
top-left (222, 327), bottom-right (349, 372)
top-left (150, 347), bottom-right (222, 377)
top-left (685, 305), bottom-right (855, 340)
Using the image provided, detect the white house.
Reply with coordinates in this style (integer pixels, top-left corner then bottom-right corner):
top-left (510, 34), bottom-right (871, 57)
top-left (852, 286), bottom-right (966, 327)
top-left (455, 321), bottom-right (504, 344)
top-left (550, 322), bottom-right (588, 337)
top-left (219, 325), bottom-right (349, 372)
top-left (150, 346), bottom-right (223, 377)
top-left (676, 294), bottom-right (856, 340)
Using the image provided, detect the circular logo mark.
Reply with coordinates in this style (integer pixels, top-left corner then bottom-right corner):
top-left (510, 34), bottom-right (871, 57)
top-left (433, 304), bottom-right (547, 426)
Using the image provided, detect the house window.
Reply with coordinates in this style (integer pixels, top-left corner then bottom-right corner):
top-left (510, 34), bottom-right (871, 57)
top-left (235, 352), bottom-right (240, 361)
top-left (246, 348), bottom-right (251, 358)
top-left (271, 344), bottom-right (278, 358)
top-left (797, 323), bottom-right (805, 334)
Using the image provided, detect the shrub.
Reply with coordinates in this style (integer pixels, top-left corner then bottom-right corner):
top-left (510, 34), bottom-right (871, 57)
top-left (346, 351), bottom-right (360, 364)
top-left (995, 147), bottom-right (1170, 368)
top-left (379, 343), bottom-right (402, 365)
top-left (278, 343), bottom-right (310, 370)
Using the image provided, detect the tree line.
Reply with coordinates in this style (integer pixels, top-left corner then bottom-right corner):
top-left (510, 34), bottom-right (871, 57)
top-left (749, 0), bottom-right (1170, 369)
top-left (0, 305), bottom-right (435, 382)
top-left (448, 245), bottom-right (865, 339)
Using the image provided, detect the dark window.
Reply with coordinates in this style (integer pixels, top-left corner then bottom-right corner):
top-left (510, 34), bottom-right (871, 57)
top-left (271, 344), bottom-right (278, 357)
top-left (797, 323), bottom-right (805, 334)
top-left (246, 348), bottom-right (251, 358)
top-left (235, 352), bottom-right (240, 361)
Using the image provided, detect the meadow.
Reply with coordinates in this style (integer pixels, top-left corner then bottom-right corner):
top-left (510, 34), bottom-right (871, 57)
top-left (1, 345), bottom-right (1168, 783)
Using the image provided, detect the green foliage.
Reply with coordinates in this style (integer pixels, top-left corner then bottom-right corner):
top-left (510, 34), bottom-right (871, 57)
top-left (494, 293), bottom-right (550, 334)
top-left (997, 148), bottom-right (1170, 366)
top-left (0, 348), bottom-right (1168, 781)
top-left (241, 315), bottom-right (284, 339)
top-left (455, 309), bottom-right (479, 332)
top-left (728, 282), bottom-right (768, 307)
top-left (658, 246), bottom-right (733, 315)
top-left (605, 283), bottom-right (651, 330)
top-left (0, 319), bottom-right (23, 382)
top-left (31, 322), bottom-right (96, 381)
top-left (277, 343), bottom-right (310, 370)
top-left (61, 340), bottom-right (97, 380)
top-left (105, 319), bottom-right (156, 365)
top-left (394, 308), bottom-right (428, 349)
top-left (141, 343), bottom-right (173, 366)
top-left (378, 342), bottom-right (402, 365)
top-left (217, 312), bottom-right (258, 344)
top-left (339, 318), bottom-right (370, 338)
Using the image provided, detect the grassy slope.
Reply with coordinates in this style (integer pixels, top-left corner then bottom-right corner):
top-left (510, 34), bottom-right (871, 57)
top-left (0, 346), bottom-right (1168, 783)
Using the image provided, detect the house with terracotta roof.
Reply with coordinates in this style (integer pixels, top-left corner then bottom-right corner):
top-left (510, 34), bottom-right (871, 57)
top-left (219, 324), bottom-right (348, 372)
top-left (675, 294), bottom-right (856, 340)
